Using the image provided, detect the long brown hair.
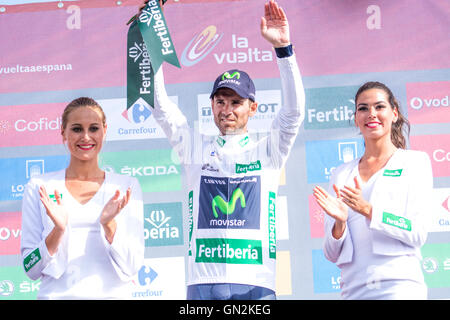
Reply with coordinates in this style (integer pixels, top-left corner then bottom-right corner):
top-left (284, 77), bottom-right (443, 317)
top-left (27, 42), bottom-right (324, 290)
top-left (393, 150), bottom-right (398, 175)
top-left (354, 81), bottom-right (410, 149)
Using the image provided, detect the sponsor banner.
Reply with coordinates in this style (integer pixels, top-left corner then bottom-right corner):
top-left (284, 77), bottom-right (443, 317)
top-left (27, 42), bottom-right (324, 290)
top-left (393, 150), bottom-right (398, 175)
top-left (305, 138), bottom-right (365, 183)
top-left (0, 6), bottom-right (135, 93)
top-left (0, 266), bottom-right (40, 300)
top-left (0, 155), bottom-right (69, 201)
top-left (275, 251), bottom-right (292, 296)
top-left (1, 1), bottom-right (448, 94)
top-left (130, 257), bottom-right (185, 299)
top-left (98, 97), bottom-right (178, 141)
top-left (172, 1), bottom-right (449, 82)
top-left (311, 249), bottom-right (341, 293)
top-left (195, 238), bottom-right (263, 265)
top-left (0, 212), bottom-right (21, 256)
top-left (410, 134), bottom-right (450, 178)
top-left (309, 194), bottom-right (324, 238)
top-left (99, 149), bottom-right (181, 193)
top-left (304, 86), bottom-right (357, 130)
top-left (198, 90), bottom-right (281, 135)
top-left (407, 81), bottom-right (450, 124)
top-left (0, 103), bottom-right (65, 147)
top-left (144, 202), bottom-right (184, 247)
top-left (421, 243), bottom-right (450, 288)
top-left (198, 175), bottom-right (261, 230)
top-left (429, 188), bottom-right (450, 233)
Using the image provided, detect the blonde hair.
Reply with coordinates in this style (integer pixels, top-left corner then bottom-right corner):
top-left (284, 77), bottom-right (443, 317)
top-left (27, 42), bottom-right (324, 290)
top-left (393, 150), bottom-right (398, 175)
top-left (62, 97), bottom-right (106, 130)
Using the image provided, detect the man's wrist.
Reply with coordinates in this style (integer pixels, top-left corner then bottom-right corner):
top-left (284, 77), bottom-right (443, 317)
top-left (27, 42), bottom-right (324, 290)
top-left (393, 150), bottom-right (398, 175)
top-left (275, 44), bottom-right (293, 58)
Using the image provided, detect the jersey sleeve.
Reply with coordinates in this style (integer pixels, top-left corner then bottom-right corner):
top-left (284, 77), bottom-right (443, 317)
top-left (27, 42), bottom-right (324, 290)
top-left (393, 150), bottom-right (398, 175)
top-left (268, 54), bottom-right (306, 168)
top-left (151, 66), bottom-right (194, 164)
top-left (322, 168), bottom-right (354, 266)
top-left (369, 151), bottom-right (432, 249)
top-left (20, 178), bottom-right (69, 280)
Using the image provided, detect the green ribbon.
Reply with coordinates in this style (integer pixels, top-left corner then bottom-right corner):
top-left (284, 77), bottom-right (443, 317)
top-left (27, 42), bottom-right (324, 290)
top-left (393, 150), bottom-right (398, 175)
top-left (126, 0), bottom-right (180, 110)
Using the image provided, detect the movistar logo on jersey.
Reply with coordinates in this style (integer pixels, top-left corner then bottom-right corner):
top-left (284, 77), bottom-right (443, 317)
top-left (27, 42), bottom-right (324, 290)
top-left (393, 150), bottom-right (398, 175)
top-left (382, 212), bottom-right (411, 231)
top-left (195, 238), bottom-right (262, 265)
top-left (212, 188), bottom-right (246, 218)
top-left (383, 169), bottom-right (403, 177)
top-left (198, 175), bottom-right (261, 229)
top-left (221, 71), bottom-right (240, 81)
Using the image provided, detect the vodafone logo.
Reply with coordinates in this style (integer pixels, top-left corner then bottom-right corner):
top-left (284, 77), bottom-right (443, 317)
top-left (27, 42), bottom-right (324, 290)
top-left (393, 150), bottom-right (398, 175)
top-left (409, 95), bottom-right (449, 110)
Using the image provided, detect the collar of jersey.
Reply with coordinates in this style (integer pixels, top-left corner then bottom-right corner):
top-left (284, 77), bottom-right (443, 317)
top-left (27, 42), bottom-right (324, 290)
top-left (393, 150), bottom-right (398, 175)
top-left (215, 133), bottom-right (250, 149)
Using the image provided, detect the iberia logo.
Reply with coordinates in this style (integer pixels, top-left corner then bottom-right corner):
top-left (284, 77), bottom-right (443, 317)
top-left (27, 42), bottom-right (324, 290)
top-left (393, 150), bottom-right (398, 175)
top-left (180, 25), bottom-right (223, 67)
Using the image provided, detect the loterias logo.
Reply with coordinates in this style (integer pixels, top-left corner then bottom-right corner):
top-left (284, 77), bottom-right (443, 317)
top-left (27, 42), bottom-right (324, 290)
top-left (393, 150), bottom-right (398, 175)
top-left (181, 25), bottom-right (223, 67)
top-left (144, 202), bottom-right (183, 247)
top-left (198, 175), bottom-right (261, 229)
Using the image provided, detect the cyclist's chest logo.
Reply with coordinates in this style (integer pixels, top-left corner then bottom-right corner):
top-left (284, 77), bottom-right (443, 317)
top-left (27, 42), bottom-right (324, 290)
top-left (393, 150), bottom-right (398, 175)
top-left (198, 175), bottom-right (261, 229)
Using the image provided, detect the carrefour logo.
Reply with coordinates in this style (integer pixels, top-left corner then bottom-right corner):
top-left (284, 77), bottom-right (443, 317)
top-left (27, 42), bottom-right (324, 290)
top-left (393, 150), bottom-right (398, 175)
top-left (198, 176), bottom-right (261, 229)
top-left (181, 25), bottom-right (223, 67)
top-left (144, 202), bottom-right (183, 247)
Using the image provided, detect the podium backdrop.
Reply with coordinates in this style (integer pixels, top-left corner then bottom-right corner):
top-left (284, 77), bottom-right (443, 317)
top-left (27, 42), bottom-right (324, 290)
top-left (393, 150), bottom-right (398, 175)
top-left (1, 0), bottom-right (449, 299)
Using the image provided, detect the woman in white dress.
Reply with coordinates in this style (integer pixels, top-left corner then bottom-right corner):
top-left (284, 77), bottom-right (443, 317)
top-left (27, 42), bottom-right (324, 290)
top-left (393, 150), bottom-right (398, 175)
top-left (313, 82), bottom-right (433, 299)
top-left (21, 97), bottom-right (144, 299)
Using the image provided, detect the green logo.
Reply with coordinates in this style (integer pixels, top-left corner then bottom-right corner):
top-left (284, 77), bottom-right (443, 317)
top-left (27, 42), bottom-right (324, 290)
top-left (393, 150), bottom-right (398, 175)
top-left (23, 248), bottom-right (41, 272)
top-left (236, 160), bottom-right (261, 174)
top-left (268, 192), bottom-right (276, 259)
top-left (221, 71), bottom-right (240, 81)
top-left (49, 193), bottom-right (62, 202)
top-left (216, 136), bottom-right (226, 147)
top-left (383, 169), bottom-right (403, 177)
top-left (212, 188), bottom-right (246, 218)
top-left (382, 212), bottom-right (411, 231)
top-left (195, 238), bottom-right (262, 264)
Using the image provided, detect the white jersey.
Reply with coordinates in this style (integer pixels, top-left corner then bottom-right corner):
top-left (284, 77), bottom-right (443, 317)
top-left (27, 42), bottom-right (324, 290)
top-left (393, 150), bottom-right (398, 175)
top-left (152, 55), bottom-right (305, 290)
top-left (20, 170), bottom-right (144, 299)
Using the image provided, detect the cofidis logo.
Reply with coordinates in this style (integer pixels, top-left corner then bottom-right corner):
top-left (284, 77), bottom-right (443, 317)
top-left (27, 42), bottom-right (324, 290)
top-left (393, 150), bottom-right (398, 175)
top-left (144, 202), bottom-right (183, 247)
top-left (99, 149), bottom-right (181, 193)
top-left (0, 155), bottom-right (69, 201)
top-left (407, 81), bottom-right (450, 124)
top-left (130, 257), bottom-right (185, 299)
top-left (0, 103), bottom-right (65, 147)
top-left (305, 86), bottom-right (358, 130)
top-left (410, 134), bottom-right (450, 178)
top-left (305, 138), bottom-right (364, 183)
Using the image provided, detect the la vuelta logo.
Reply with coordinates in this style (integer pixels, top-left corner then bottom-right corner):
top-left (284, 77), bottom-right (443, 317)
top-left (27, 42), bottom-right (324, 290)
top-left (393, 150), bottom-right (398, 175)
top-left (181, 25), bottom-right (223, 67)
